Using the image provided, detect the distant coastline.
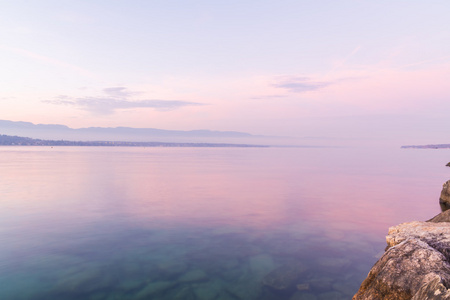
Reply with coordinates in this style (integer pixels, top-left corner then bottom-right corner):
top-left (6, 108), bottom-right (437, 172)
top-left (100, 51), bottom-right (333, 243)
top-left (0, 134), bottom-right (269, 148)
top-left (401, 144), bottom-right (450, 149)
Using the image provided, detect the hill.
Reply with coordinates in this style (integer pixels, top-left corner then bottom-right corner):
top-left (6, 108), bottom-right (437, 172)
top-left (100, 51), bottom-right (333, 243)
top-left (0, 134), bottom-right (268, 148)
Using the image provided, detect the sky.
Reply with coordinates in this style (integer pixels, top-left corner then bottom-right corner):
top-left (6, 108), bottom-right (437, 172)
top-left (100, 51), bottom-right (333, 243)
top-left (1, 0), bottom-right (450, 146)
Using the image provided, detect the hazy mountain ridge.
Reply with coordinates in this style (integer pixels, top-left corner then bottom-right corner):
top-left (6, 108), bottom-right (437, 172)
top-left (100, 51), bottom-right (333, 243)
top-left (0, 134), bottom-right (268, 147)
top-left (0, 120), bottom-right (259, 143)
top-left (401, 144), bottom-right (450, 149)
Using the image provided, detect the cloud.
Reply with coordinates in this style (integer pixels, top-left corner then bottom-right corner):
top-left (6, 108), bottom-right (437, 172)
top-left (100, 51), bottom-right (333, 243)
top-left (103, 87), bottom-right (136, 98)
top-left (272, 77), bottom-right (330, 93)
top-left (250, 95), bottom-right (288, 100)
top-left (44, 90), bottom-right (205, 115)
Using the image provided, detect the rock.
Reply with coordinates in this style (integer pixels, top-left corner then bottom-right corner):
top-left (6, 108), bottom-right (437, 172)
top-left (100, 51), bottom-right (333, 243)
top-left (385, 221), bottom-right (450, 254)
top-left (54, 265), bottom-right (114, 294)
top-left (192, 280), bottom-right (223, 300)
top-left (332, 280), bottom-right (360, 296)
top-left (178, 269), bottom-right (208, 283)
top-left (262, 263), bottom-right (308, 292)
top-left (117, 279), bottom-right (144, 291)
top-left (157, 261), bottom-right (188, 278)
top-left (355, 180), bottom-right (450, 299)
top-left (412, 274), bottom-right (450, 299)
top-left (439, 180), bottom-right (450, 211)
top-left (164, 285), bottom-right (196, 300)
top-left (428, 209), bottom-right (450, 223)
top-left (318, 291), bottom-right (345, 300)
top-left (296, 283), bottom-right (310, 291)
top-left (226, 280), bottom-right (263, 300)
top-left (249, 254), bottom-right (275, 279)
top-left (317, 257), bottom-right (351, 271)
top-left (354, 222), bottom-right (450, 300)
top-left (308, 277), bottom-right (334, 292)
top-left (135, 281), bottom-right (175, 299)
top-left (289, 291), bottom-right (318, 300)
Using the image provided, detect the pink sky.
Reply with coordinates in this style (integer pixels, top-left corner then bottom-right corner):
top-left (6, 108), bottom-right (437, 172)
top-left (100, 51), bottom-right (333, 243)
top-left (1, 1), bottom-right (449, 146)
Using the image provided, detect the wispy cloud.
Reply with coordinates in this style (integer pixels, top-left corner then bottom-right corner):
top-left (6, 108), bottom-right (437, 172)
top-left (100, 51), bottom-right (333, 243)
top-left (0, 45), bottom-right (97, 79)
top-left (325, 45), bottom-right (361, 78)
top-left (272, 76), bottom-right (330, 93)
top-left (250, 95), bottom-right (288, 100)
top-left (44, 88), bottom-right (205, 115)
top-left (103, 87), bottom-right (137, 98)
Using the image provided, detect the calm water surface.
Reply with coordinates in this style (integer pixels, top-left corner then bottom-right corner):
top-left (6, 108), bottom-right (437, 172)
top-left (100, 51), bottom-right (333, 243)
top-left (0, 146), bottom-right (448, 300)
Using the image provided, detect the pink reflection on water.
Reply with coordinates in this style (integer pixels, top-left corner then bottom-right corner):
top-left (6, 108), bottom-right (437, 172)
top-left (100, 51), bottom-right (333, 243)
top-left (0, 146), bottom-right (447, 242)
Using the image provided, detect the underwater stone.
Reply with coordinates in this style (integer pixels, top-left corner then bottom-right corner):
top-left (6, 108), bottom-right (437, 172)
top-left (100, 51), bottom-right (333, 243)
top-left (218, 265), bottom-right (244, 283)
top-left (135, 281), bottom-right (175, 299)
top-left (178, 269), bottom-right (208, 283)
top-left (226, 279), bottom-right (262, 300)
top-left (221, 258), bottom-right (239, 270)
top-left (289, 291), bottom-right (318, 300)
top-left (332, 280), bottom-right (359, 297)
top-left (262, 263), bottom-right (308, 292)
top-left (317, 291), bottom-right (345, 300)
top-left (307, 277), bottom-right (334, 292)
top-left (157, 261), bottom-right (188, 278)
top-left (249, 254), bottom-right (275, 279)
top-left (165, 284), bottom-right (196, 300)
top-left (296, 283), bottom-right (310, 291)
top-left (117, 279), bottom-right (144, 292)
top-left (317, 257), bottom-right (351, 271)
top-left (54, 266), bottom-right (114, 294)
top-left (192, 280), bottom-right (223, 300)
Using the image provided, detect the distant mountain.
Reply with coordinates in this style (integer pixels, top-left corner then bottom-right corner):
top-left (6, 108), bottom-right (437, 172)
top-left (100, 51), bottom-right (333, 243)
top-left (401, 144), bottom-right (450, 149)
top-left (0, 120), bottom-right (261, 143)
top-left (0, 134), bottom-right (268, 148)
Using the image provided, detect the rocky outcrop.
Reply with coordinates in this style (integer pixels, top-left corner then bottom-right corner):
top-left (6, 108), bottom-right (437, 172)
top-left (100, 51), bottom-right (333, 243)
top-left (353, 181), bottom-right (450, 299)
top-left (440, 180), bottom-right (450, 211)
top-left (353, 238), bottom-right (450, 299)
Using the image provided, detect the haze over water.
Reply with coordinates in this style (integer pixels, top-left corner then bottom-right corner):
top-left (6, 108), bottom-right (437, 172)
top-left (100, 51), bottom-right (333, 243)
top-left (0, 146), bottom-right (448, 299)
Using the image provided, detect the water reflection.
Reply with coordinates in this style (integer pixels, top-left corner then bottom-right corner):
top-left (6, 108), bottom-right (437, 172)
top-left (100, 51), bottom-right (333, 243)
top-left (0, 146), bottom-right (448, 299)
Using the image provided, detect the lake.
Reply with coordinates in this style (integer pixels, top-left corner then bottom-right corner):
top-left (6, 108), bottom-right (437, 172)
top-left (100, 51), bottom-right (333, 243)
top-left (0, 146), bottom-right (448, 300)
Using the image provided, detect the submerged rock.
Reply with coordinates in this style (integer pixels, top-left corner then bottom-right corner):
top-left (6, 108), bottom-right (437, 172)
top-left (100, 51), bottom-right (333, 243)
top-left (135, 281), bottom-right (175, 299)
top-left (249, 254), bottom-right (275, 279)
top-left (262, 263), bottom-right (308, 292)
top-left (226, 279), bottom-right (263, 300)
top-left (157, 261), bottom-right (188, 278)
top-left (178, 269), bottom-right (208, 283)
top-left (289, 291), bottom-right (317, 300)
top-left (440, 180), bottom-right (450, 211)
top-left (317, 290), bottom-right (345, 300)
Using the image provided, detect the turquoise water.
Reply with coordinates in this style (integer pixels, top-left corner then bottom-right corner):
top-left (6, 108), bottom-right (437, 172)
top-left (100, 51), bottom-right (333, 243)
top-left (0, 146), bottom-right (448, 299)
